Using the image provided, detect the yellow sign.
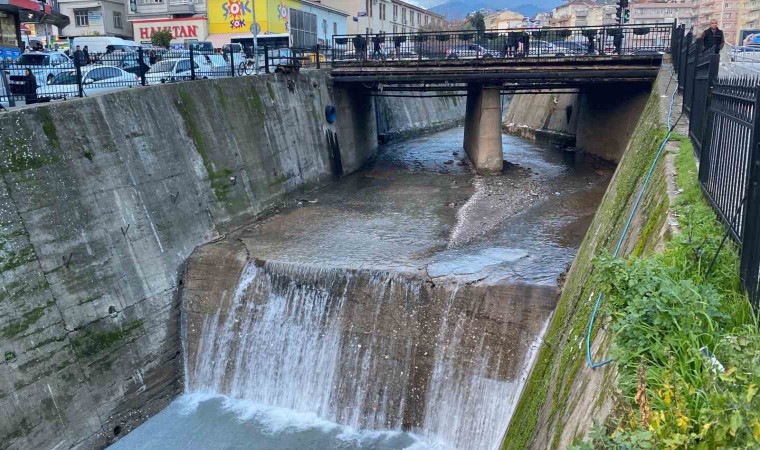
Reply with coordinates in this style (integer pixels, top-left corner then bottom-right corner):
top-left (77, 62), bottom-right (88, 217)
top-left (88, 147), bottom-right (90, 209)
top-left (208, 0), bottom-right (301, 35)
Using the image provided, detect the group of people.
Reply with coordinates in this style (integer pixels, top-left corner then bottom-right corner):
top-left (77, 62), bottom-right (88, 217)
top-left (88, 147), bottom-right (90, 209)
top-left (352, 33), bottom-right (404, 60)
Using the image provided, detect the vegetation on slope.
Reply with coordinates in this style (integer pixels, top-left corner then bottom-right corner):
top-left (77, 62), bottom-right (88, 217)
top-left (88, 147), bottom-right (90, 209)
top-left (571, 137), bottom-right (760, 449)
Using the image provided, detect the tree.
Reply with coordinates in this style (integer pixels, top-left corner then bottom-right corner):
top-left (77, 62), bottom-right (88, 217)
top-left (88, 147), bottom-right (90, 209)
top-left (466, 12), bottom-right (486, 35)
top-left (151, 30), bottom-right (173, 48)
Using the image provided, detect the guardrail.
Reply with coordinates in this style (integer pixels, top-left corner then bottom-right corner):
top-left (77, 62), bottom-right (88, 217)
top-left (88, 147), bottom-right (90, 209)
top-left (330, 23), bottom-right (673, 66)
top-left (0, 45), bottom-right (328, 109)
top-left (672, 24), bottom-right (760, 312)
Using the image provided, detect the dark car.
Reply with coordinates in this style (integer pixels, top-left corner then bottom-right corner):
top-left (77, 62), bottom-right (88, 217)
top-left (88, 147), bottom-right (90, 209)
top-left (97, 51), bottom-right (151, 77)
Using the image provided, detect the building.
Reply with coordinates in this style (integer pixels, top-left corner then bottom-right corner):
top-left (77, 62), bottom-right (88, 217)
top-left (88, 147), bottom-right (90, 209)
top-left (691, 0), bottom-right (739, 44)
top-left (587, 4), bottom-right (617, 26)
top-left (128, 0), bottom-right (348, 48)
top-left (58, 0), bottom-right (132, 38)
top-left (550, 1), bottom-right (595, 27)
top-left (484, 10), bottom-right (526, 29)
top-left (318, 0), bottom-right (444, 35)
top-left (1, 0), bottom-right (69, 60)
top-left (629, 0), bottom-right (693, 30)
top-left (737, 0), bottom-right (760, 41)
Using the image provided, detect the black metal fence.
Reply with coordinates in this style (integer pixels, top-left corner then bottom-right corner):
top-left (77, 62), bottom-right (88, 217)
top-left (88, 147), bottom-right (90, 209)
top-left (1, 44), bottom-right (326, 108)
top-left (331, 23), bottom-right (673, 66)
top-left (672, 24), bottom-right (760, 310)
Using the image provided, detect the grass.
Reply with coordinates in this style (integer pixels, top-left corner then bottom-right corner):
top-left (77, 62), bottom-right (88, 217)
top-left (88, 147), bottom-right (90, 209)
top-left (571, 136), bottom-right (760, 449)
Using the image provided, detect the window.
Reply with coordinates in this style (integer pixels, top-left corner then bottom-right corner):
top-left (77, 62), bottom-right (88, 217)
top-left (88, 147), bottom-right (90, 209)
top-left (113, 11), bottom-right (122, 29)
top-left (0, 12), bottom-right (17, 47)
top-left (291, 9), bottom-right (318, 47)
top-left (75, 9), bottom-right (89, 27)
top-left (402, 8), bottom-right (406, 22)
top-left (393, 24), bottom-right (397, 33)
top-left (393, 5), bottom-right (398, 20)
top-left (333, 22), bottom-right (337, 35)
top-left (425, 15), bottom-right (429, 25)
top-left (141, 0), bottom-right (164, 4)
top-left (417, 12), bottom-right (421, 24)
top-left (322, 18), bottom-right (327, 36)
top-left (410, 11), bottom-right (414, 25)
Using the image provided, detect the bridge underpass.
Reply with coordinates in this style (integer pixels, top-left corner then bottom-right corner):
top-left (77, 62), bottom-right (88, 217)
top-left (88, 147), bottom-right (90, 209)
top-left (330, 24), bottom-right (671, 173)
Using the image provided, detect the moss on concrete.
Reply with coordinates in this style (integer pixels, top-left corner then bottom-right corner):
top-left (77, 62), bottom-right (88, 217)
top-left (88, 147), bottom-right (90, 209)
top-left (0, 244), bottom-right (37, 273)
top-left (70, 320), bottom-right (144, 358)
top-left (502, 86), bottom-right (669, 449)
top-left (2, 301), bottom-right (53, 338)
top-left (177, 88), bottom-right (234, 201)
top-left (37, 108), bottom-right (60, 150)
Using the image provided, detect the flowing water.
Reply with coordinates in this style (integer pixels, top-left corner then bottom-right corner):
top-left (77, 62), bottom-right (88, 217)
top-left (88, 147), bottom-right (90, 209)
top-left (109, 128), bottom-right (613, 450)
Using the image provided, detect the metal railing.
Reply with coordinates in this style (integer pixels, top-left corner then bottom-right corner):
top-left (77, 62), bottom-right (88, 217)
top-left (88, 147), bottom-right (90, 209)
top-left (331, 23), bottom-right (673, 66)
top-left (1, 44), bottom-right (327, 108)
top-left (672, 24), bottom-right (760, 311)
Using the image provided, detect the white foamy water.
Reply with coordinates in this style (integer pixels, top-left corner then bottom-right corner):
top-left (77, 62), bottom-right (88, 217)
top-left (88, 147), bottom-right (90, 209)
top-left (182, 262), bottom-right (548, 450)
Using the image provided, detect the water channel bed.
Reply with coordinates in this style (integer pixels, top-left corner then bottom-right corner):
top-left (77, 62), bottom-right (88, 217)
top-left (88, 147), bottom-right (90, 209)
top-left (108, 127), bottom-right (614, 450)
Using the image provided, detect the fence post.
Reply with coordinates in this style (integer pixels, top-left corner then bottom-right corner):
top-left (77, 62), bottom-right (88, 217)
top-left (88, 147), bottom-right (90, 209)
top-left (230, 48), bottom-right (235, 77)
top-left (265, 46), bottom-right (270, 74)
top-left (138, 47), bottom-right (147, 86)
top-left (739, 85), bottom-right (760, 309)
top-left (0, 66), bottom-right (15, 107)
top-left (697, 53), bottom-right (720, 181)
top-left (190, 45), bottom-right (196, 80)
top-left (316, 44), bottom-right (320, 69)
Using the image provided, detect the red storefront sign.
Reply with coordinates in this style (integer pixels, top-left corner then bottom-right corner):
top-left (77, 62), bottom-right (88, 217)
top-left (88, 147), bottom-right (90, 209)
top-left (132, 18), bottom-right (208, 43)
top-left (138, 25), bottom-right (198, 40)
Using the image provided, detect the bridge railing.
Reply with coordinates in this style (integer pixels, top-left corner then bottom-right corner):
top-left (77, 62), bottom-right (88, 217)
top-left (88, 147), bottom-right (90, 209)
top-left (672, 24), bottom-right (760, 313)
top-left (331, 23), bottom-right (673, 66)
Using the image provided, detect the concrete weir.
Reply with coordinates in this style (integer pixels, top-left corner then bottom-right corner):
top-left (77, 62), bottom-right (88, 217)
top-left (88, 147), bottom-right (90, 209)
top-left (182, 240), bottom-right (555, 450)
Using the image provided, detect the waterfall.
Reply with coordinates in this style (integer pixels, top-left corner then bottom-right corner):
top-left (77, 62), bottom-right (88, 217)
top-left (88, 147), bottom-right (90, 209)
top-left (185, 260), bottom-right (553, 450)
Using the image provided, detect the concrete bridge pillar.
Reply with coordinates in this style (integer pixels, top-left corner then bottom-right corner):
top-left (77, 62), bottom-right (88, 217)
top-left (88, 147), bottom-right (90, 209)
top-left (464, 83), bottom-right (503, 175)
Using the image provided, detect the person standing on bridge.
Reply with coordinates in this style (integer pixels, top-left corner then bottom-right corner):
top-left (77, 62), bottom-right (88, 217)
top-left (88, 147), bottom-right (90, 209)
top-left (372, 33), bottom-right (385, 60)
top-left (700, 19), bottom-right (725, 54)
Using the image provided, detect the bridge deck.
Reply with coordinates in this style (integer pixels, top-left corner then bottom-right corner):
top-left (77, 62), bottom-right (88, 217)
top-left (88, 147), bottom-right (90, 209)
top-left (330, 55), bottom-right (664, 90)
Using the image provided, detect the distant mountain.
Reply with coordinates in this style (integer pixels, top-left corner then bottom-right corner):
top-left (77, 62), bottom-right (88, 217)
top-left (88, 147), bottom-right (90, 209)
top-left (430, 0), bottom-right (561, 20)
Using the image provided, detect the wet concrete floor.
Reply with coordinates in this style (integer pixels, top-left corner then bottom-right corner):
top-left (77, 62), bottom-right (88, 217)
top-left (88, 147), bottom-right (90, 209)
top-left (236, 127), bottom-right (614, 286)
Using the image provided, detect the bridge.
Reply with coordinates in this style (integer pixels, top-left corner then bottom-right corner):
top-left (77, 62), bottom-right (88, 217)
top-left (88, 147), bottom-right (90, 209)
top-left (329, 23), bottom-right (673, 173)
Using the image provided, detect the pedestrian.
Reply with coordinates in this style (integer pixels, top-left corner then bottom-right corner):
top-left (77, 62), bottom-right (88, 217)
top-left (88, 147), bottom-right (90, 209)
top-left (83, 45), bottom-right (91, 64)
top-left (394, 36), bottom-right (401, 59)
top-left (352, 34), bottom-right (362, 60)
top-left (700, 19), bottom-right (724, 54)
top-left (149, 49), bottom-right (157, 65)
top-left (372, 33), bottom-right (384, 60)
top-left (613, 30), bottom-right (623, 54)
top-left (23, 68), bottom-right (37, 105)
top-left (586, 33), bottom-right (595, 55)
top-left (518, 32), bottom-right (530, 57)
top-left (73, 45), bottom-right (86, 67)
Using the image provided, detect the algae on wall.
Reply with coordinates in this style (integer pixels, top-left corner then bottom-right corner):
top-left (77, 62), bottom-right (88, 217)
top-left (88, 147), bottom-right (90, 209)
top-left (502, 75), bottom-right (670, 449)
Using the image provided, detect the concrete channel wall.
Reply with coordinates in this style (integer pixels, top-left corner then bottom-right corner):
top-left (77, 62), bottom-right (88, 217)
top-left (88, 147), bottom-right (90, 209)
top-left (502, 68), bottom-right (678, 448)
top-left (0, 70), bottom-right (463, 450)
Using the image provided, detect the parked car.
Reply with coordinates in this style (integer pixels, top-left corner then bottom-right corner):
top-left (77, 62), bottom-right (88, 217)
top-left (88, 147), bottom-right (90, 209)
top-left (97, 51), bottom-right (151, 77)
top-left (196, 54), bottom-right (232, 78)
top-left (36, 65), bottom-right (139, 100)
top-left (146, 58), bottom-right (203, 84)
top-left (445, 44), bottom-right (494, 59)
top-left (551, 41), bottom-right (589, 56)
top-left (4, 51), bottom-right (74, 94)
top-left (527, 40), bottom-right (561, 57)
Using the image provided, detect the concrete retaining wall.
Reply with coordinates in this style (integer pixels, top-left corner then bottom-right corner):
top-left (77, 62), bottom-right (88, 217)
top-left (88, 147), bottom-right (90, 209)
top-left (0, 70), bottom-right (456, 450)
top-left (375, 92), bottom-right (465, 143)
top-left (502, 69), bottom-right (678, 449)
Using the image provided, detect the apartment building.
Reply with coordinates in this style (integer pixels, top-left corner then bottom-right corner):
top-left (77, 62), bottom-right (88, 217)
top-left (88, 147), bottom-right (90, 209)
top-left (58, 0), bottom-right (132, 38)
top-left (738, 0), bottom-right (760, 40)
top-left (629, 0), bottom-right (693, 30)
top-left (551, 1), bottom-right (595, 27)
top-left (319, 0), bottom-right (443, 35)
top-left (587, 4), bottom-right (617, 26)
top-left (484, 10), bottom-right (526, 29)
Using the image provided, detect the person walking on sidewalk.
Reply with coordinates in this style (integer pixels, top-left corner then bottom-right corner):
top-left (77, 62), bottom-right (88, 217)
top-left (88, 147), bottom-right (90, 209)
top-left (700, 19), bottom-right (725, 54)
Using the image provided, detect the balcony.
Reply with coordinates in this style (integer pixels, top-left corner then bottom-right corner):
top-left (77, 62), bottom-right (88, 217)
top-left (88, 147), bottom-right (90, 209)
top-left (575, 8), bottom-right (588, 17)
top-left (168, 0), bottom-right (196, 14)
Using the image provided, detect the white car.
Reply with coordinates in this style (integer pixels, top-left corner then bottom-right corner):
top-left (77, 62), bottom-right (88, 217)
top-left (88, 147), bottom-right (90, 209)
top-left (4, 51), bottom-right (74, 94)
top-left (36, 65), bottom-right (139, 100)
top-left (146, 58), bottom-right (210, 84)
